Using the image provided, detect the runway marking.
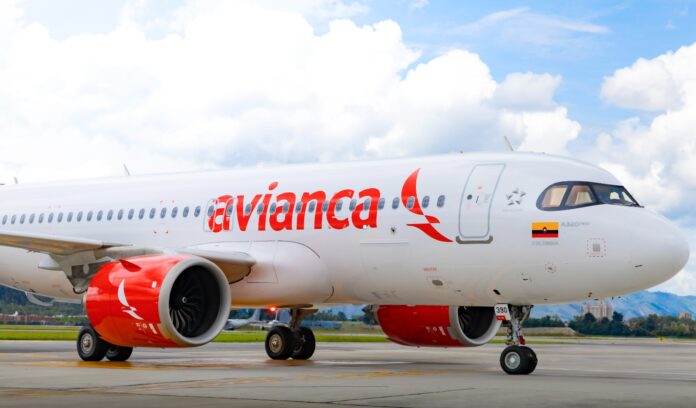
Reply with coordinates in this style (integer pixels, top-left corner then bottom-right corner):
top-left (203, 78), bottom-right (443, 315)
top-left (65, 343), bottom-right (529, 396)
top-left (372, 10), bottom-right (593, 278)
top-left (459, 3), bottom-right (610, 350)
top-left (7, 359), bottom-right (411, 371)
top-left (0, 369), bottom-right (453, 399)
top-left (79, 369), bottom-right (454, 392)
top-left (7, 361), bottom-right (258, 370)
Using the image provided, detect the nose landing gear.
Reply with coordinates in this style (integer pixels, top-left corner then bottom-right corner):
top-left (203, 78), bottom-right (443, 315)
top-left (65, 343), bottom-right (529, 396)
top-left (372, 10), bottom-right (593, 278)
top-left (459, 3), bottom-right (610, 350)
top-left (500, 305), bottom-right (537, 375)
top-left (264, 308), bottom-right (317, 361)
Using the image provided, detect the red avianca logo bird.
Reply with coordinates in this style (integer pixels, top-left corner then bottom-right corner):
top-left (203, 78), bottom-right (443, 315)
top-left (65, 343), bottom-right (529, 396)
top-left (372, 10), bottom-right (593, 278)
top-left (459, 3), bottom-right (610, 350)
top-left (401, 169), bottom-right (452, 243)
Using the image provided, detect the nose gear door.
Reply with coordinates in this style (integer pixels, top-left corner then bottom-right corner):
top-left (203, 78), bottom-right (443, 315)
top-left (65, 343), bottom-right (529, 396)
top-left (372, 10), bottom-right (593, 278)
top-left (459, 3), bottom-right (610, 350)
top-left (457, 163), bottom-right (505, 244)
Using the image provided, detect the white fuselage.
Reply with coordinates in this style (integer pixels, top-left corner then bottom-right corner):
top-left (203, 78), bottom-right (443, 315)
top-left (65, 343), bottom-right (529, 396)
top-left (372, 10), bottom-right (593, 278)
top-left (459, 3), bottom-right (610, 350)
top-left (0, 153), bottom-right (689, 308)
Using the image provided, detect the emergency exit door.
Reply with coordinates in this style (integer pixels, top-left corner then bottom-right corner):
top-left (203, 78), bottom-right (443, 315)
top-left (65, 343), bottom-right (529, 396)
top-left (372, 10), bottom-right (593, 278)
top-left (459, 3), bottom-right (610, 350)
top-left (457, 163), bottom-right (505, 243)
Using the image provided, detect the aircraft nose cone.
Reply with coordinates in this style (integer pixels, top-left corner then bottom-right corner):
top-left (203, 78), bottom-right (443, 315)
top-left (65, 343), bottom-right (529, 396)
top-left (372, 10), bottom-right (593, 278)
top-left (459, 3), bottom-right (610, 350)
top-left (670, 226), bottom-right (690, 273)
top-left (635, 211), bottom-right (690, 285)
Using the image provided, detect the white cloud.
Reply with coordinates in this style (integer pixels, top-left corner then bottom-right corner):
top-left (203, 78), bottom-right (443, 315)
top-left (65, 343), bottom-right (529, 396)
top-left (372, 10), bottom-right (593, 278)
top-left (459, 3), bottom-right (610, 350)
top-left (0, 0), bottom-right (579, 183)
top-left (595, 42), bottom-right (696, 294)
top-left (455, 7), bottom-right (608, 50)
top-left (596, 42), bottom-right (696, 212)
top-left (410, 0), bottom-right (429, 10)
top-left (494, 72), bottom-right (561, 110)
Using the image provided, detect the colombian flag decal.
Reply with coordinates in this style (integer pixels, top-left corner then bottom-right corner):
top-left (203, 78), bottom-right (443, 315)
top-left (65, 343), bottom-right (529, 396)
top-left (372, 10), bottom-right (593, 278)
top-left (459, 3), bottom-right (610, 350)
top-left (532, 222), bottom-right (559, 238)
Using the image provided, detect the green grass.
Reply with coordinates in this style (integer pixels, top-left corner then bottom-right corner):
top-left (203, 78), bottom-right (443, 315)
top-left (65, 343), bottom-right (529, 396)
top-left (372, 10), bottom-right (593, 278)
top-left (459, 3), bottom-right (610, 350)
top-left (0, 326), bottom-right (388, 342)
top-left (0, 331), bottom-right (80, 341)
top-left (0, 325), bottom-right (80, 331)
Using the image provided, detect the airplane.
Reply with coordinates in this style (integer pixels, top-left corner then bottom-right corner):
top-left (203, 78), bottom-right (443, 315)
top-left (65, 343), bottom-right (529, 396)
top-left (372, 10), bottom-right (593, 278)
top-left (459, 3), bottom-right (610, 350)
top-left (224, 308), bottom-right (263, 330)
top-left (0, 152), bottom-right (688, 374)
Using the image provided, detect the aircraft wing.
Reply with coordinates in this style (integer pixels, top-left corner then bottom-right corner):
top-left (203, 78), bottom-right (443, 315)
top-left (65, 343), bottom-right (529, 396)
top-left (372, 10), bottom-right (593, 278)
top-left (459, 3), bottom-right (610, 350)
top-left (0, 230), bottom-right (121, 255)
top-left (0, 230), bottom-right (257, 284)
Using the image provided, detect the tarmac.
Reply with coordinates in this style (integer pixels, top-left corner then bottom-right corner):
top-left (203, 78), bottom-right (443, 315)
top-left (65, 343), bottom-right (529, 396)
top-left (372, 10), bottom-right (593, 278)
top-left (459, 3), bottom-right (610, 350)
top-left (0, 338), bottom-right (695, 407)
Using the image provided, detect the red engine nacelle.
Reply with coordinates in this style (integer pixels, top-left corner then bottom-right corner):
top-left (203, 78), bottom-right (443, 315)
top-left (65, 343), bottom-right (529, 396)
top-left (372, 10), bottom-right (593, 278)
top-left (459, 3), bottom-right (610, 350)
top-left (374, 305), bottom-right (501, 347)
top-left (86, 254), bottom-right (231, 348)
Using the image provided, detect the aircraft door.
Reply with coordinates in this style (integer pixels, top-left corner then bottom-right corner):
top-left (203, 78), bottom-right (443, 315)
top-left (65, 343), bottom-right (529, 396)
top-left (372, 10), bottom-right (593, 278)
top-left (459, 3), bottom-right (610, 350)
top-left (457, 163), bottom-right (505, 244)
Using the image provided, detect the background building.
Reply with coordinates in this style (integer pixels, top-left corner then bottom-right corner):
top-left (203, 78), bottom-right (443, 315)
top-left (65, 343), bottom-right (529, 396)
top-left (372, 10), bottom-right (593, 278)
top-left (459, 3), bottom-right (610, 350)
top-left (581, 300), bottom-right (614, 320)
top-left (678, 312), bottom-right (693, 320)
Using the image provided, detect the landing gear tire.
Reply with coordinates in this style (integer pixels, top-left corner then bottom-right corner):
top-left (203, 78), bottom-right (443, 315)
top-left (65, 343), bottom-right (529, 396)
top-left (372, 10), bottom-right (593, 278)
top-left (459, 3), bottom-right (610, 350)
top-left (105, 345), bottom-right (134, 362)
top-left (500, 345), bottom-right (537, 375)
top-left (265, 326), bottom-right (296, 360)
top-left (291, 326), bottom-right (316, 360)
top-left (77, 326), bottom-right (108, 362)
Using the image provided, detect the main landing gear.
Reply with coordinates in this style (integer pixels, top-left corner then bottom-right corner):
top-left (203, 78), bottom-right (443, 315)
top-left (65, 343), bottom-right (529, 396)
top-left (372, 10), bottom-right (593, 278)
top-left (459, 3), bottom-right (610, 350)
top-left (264, 308), bottom-right (317, 361)
top-left (500, 305), bottom-right (537, 375)
top-left (77, 326), bottom-right (133, 362)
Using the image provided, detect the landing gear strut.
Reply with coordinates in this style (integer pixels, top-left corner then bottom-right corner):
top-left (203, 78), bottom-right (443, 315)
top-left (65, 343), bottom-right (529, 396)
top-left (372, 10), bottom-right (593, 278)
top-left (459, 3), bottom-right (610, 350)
top-left (264, 308), bottom-right (317, 361)
top-left (76, 326), bottom-right (133, 362)
top-left (500, 305), bottom-right (537, 375)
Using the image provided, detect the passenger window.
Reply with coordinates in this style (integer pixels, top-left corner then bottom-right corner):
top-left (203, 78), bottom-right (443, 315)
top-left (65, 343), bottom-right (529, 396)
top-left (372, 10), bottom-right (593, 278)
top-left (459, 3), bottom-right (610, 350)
top-left (349, 199), bottom-right (357, 211)
top-left (226, 204), bottom-right (233, 217)
top-left (437, 195), bottom-right (445, 208)
top-left (29, 214), bottom-right (35, 224)
top-left (246, 203), bottom-right (253, 215)
top-left (194, 206), bottom-right (201, 217)
top-left (47, 213), bottom-right (53, 223)
top-left (283, 203), bottom-right (290, 213)
top-left (406, 197), bottom-right (415, 209)
top-left (1, 215), bottom-right (6, 225)
top-left (182, 207), bottom-right (190, 218)
top-left (295, 202), bottom-right (302, 213)
top-left (57, 213), bottom-right (63, 223)
top-left (160, 208), bottom-right (167, 218)
top-left (378, 197), bottom-right (385, 210)
top-left (76, 212), bottom-right (83, 222)
top-left (86, 211), bottom-right (93, 222)
top-left (96, 210), bottom-right (103, 221)
top-left (107, 210), bottom-right (114, 221)
top-left (392, 197), bottom-right (399, 209)
top-left (308, 202), bottom-right (315, 213)
top-left (172, 207), bottom-right (178, 218)
top-left (257, 203), bottom-right (265, 214)
top-left (540, 185), bottom-right (568, 209)
top-left (38, 213), bottom-right (44, 224)
top-left (67, 212), bottom-right (73, 222)
top-left (270, 203), bottom-right (277, 214)
top-left (322, 201), bottom-right (329, 212)
top-left (11, 214), bottom-right (17, 224)
top-left (138, 209), bottom-right (145, 220)
top-left (422, 196), bottom-right (430, 208)
top-left (363, 198), bottom-right (371, 211)
top-left (335, 200), bottom-right (343, 212)
top-left (566, 185), bottom-right (595, 207)
top-left (118, 209), bottom-right (124, 220)
top-left (149, 208), bottom-right (156, 219)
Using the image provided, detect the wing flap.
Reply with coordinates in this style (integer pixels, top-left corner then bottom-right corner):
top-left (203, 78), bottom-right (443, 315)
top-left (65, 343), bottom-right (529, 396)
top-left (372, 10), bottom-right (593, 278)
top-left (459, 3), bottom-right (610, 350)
top-left (0, 231), bottom-right (119, 255)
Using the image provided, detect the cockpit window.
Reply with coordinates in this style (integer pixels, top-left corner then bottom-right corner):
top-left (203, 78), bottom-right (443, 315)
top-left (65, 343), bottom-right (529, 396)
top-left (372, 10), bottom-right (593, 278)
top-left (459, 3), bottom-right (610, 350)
top-left (540, 184), bottom-right (568, 209)
top-left (538, 181), bottom-right (640, 211)
top-left (566, 185), bottom-right (596, 207)
top-left (591, 184), bottom-right (639, 207)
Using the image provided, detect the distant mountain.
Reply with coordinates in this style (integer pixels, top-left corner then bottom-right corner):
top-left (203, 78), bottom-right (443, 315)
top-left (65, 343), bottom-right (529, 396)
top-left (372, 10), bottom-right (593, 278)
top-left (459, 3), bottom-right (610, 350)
top-left (532, 291), bottom-right (696, 321)
top-left (0, 284), bottom-right (29, 305)
top-left (328, 291), bottom-right (696, 322)
top-left (3, 282), bottom-right (695, 323)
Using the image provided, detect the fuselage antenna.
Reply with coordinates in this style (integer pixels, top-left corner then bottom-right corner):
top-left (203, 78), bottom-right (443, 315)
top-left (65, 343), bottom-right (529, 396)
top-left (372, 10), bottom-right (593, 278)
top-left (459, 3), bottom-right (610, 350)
top-left (503, 135), bottom-right (515, 152)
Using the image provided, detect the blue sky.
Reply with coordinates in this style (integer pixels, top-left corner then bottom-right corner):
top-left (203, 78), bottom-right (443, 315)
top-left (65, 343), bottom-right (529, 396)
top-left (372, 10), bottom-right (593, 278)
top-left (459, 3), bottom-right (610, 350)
top-left (363, 1), bottom-right (696, 141)
top-left (2, 0), bottom-right (696, 294)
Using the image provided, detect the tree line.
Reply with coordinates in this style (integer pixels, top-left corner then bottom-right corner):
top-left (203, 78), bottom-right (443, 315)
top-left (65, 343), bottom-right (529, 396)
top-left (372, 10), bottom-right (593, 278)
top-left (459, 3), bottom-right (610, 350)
top-left (525, 312), bottom-right (696, 338)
